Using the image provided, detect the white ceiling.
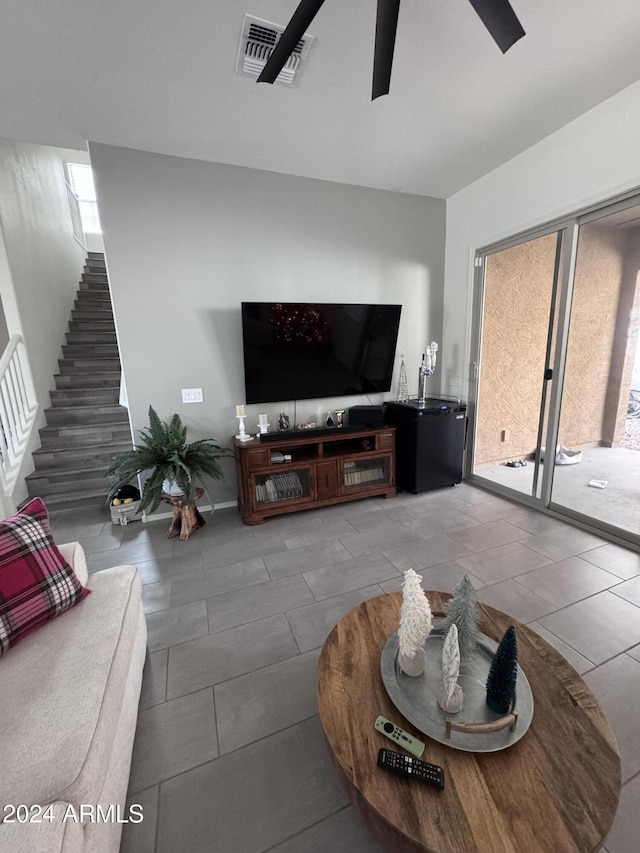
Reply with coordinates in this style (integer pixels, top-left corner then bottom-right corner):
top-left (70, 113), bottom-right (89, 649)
top-left (2, 0), bottom-right (640, 198)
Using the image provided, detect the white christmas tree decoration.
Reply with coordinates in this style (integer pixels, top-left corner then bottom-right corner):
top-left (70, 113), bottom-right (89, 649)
top-left (395, 354), bottom-right (409, 403)
top-left (438, 623), bottom-right (464, 714)
top-left (398, 568), bottom-right (432, 676)
top-left (444, 575), bottom-right (481, 662)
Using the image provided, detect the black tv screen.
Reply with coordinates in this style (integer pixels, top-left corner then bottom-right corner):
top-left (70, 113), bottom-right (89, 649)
top-left (241, 302), bottom-right (402, 404)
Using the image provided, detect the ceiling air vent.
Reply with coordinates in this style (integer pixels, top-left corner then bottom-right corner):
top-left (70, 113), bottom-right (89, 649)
top-left (236, 14), bottom-right (315, 86)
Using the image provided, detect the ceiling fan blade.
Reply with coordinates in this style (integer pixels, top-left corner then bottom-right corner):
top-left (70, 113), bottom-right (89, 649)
top-left (372, 0), bottom-right (401, 100)
top-left (257, 0), bottom-right (326, 84)
top-left (466, 0), bottom-right (525, 54)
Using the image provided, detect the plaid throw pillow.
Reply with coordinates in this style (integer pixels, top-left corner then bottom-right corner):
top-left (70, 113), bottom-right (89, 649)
top-left (0, 497), bottom-right (90, 656)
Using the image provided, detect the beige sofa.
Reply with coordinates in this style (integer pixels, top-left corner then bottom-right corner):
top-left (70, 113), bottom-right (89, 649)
top-left (0, 543), bottom-right (146, 853)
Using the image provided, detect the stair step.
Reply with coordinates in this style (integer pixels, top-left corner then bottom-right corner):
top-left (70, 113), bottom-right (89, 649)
top-left (88, 251), bottom-right (105, 259)
top-left (54, 372), bottom-right (121, 389)
top-left (79, 282), bottom-right (108, 292)
top-left (76, 283), bottom-right (109, 295)
top-left (75, 300), bottom-right (112, 313)
top-left (39, 422), bottom-right (131, 449)
top-left (68, 320), bottom-right (115, 333)
top-left (35, 489), bottom-right (112, 512)
top-left (58, 358), bottom-right (121, 373)
top-left (26, 466), bottom-right (115, 497)
top-left (32, 440), bottom-right (131, 470)
top-left (76, 287), bottom-right (110, 298)
top-left (84, 262), bottom-right (106, 272)
top-left (50, 388), bottom-right (120, 406)
top-left (45, 404), bottom-right (129, 427)
top-left (79, 281), bottom-right (110, 292)
top-left (75, 290), bottom-right (111, 301)
top-left (66, 331), bottom-right (117, 345)
top-left (62, 344), bottom-right (120, 358)
top-left (81, 272), bottom-right (108, 283)
top-left (75, 299), bottom-right (111, 311)
top-left (71, 310), bottom-right (114, 322)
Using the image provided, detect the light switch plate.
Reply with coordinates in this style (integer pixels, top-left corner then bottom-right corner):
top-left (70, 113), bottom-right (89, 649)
top-left (182, 388), bottom-right (203, 403)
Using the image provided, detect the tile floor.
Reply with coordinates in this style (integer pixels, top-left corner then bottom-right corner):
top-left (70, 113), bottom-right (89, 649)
top-left (49, 483), bottom-right (640, 853)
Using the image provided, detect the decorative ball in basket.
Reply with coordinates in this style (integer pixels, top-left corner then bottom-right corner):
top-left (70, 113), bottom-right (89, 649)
top-left (109, 484), bottom-right (142, 526)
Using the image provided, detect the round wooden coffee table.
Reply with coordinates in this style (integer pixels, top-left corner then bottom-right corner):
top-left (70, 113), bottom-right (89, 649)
top-left (317, 591), bottom-right (620, 853)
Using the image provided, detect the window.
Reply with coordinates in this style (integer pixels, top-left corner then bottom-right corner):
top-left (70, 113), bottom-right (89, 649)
top-left (67, 163), bottom-right (101, 234)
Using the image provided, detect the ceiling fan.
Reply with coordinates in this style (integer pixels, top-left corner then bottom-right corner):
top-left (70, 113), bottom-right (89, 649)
top-left (257, 0), bottom-right (525, 100)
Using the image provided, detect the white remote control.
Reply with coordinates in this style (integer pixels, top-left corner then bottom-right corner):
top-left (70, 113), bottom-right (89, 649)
top-left (375, 715), bottom-right (425, 758)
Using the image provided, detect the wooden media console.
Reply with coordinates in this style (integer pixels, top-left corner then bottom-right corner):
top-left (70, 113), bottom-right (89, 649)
top-left (234, 426), bottom-right (396, 525)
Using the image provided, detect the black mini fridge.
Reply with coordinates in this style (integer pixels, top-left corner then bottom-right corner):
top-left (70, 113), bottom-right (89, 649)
top-left (384, 400), bottom-right (467, 493)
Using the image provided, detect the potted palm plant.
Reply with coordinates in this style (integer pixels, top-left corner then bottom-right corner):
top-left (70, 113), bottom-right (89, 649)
top-left (106, 405), bottom-right (232, 539)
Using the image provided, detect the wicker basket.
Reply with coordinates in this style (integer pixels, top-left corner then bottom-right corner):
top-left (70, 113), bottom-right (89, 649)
top-left (110, 499), bottom-right (143, 526)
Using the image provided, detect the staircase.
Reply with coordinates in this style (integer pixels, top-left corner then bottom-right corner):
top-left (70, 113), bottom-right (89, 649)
top-left (25, 252), bottom-right (132, 510)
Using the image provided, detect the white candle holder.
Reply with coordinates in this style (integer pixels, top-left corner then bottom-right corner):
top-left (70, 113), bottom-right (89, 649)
top-left (257, 422), bottom-right (270, 436)
top-left (235, 415), bottom-right (252, 441)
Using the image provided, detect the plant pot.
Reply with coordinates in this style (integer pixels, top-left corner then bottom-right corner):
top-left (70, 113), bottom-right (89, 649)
top-left (162, 479), bottom-right (185, 497)
top-left (398, 648), bottom-right (426, 677)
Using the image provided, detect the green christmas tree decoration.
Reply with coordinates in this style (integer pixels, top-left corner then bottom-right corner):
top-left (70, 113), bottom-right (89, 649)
top-left (486, 625), bottom-right (518, 714)
top-left (443, 575), bottom-right (481, 661)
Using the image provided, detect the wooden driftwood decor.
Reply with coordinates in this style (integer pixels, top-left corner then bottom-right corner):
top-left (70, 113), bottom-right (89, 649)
top-left (161, 487), bottom-right (205, 540)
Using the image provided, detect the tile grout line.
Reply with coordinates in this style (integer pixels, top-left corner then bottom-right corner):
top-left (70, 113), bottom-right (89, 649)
top-left (283, 610), bottom-right (303, 656)
top-left (480, 573), bottom-right (625, 614)
top-left (525, 621), bottom-right (597, 669)
top-left (130, 713), bottom-right (323, 799)
top-left (152, 783), bottom-right (161, 853)
top-left (210, 685), bottom-right (220, 762)
top-left (260, 804), bottom-right (353, 853)
top-left (217, 712), bottom-right (320, 761)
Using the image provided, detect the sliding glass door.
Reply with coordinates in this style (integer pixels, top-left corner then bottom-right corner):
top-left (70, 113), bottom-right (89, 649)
top-left (471, 230), bottom-right (564, 502)
top-left (549, 204), bottom-right (640, 535)
top-left (470, 195), bottom-right (640, 543)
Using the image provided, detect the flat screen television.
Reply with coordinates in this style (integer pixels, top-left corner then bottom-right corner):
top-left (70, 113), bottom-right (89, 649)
top-left (241, 302), bottom-right (402, 404)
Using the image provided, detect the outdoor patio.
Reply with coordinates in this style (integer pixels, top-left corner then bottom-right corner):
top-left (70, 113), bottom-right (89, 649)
top-left (476, 444), bottom-right (640, 535)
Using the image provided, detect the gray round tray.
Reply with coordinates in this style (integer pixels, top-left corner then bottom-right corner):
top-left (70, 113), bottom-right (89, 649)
top-left (380, 622), bottom-right (534, 752)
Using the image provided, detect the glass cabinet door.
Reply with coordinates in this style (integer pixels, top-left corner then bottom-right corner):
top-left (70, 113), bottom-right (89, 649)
top-left (341, 456), bottom-right (390, 492)
top-left (252, 467), bottom-right (312, 507)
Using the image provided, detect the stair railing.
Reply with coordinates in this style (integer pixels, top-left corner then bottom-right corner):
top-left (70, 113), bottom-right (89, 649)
top-left (0, 335), bottom-right (38, 493)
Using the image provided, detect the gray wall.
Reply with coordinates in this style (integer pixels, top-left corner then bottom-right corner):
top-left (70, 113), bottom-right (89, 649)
top-left (89, 143), bottom-right (446, 506)
top-left (444, 78), bottom-right (640, 402)
top-left (0, 138), bottom-right (88, 508)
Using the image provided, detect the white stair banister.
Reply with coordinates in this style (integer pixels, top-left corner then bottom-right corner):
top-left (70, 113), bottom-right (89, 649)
top-left (0, 335), bottom-right (38, 494)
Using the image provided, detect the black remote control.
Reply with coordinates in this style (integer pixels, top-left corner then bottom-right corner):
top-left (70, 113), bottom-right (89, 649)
top-left (377, 748), bottom-right (445, 789)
